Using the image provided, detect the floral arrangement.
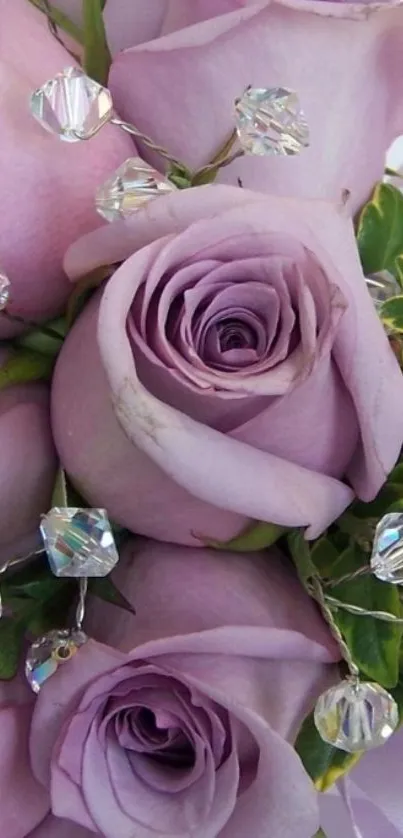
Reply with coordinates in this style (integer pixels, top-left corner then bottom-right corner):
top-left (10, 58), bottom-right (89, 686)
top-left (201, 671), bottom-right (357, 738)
top-left (3, 1), bottom-right (403, 837)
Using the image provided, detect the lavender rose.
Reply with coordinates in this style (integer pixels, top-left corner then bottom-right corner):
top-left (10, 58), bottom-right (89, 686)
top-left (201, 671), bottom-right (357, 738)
top-left (108, 0), bottom-right (403, 213)
top-left (0, 0), bottom-right (132, 337)
top-left (52, 186), bottom-right (403, 545)
top-left (0, 351), bottom-right (56, 563)
top-left (0, 674), bottom-right (48, 838)
top-left (30, 539), bottom-right (338, 838)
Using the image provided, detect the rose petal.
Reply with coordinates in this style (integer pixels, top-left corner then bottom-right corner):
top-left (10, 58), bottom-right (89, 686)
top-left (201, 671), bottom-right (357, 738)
top-left (109, 0), bottom-right (403, 212)
top-left (0, 384), bottom-right (56, 563)
top-left (0, 704), bottom-right (49, 838)
top-left (0, 0), bottom-right (132, 335)
top-left (30, 814), bottom-right (94, 838)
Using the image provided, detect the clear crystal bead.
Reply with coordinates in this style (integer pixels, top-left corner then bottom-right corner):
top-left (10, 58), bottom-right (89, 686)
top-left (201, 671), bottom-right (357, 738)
top-left (366, 271), bottom-right (400, 312)
top-left (370, 512), bottom-right (403, 584)
top-left (314, 679), bottom-right (399, 752)
top-left (40, 507), bottom-right (119, 577)
top-left (0, 273), bottom-right (10, 310)
top-left (25, 628), bottom-right (87, 693)
top-left (234, 87), bottom-right (309, 156)
top-left (30, 66), bottom-right (113, 142)
top-left (95, 157), bottom-right (176, 221)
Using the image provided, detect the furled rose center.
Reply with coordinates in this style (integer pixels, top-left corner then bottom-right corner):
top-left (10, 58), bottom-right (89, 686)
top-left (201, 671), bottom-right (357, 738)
top-left (93, 663), bottom-right (260, 833)
top-left (99, 669), bottom-right (241, 800)
top-left (117, 705), bottom-right (196, 768)
top-left (128, 235), bottom-right (333, 401)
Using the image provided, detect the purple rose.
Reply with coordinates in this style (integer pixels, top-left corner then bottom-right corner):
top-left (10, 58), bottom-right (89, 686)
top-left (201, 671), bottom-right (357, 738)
top-left (30, 539), bottom-right (338, 838)
top-left (0, 0), bottom-right (132, 337)
top-left (52, 186), bottom-right (403, 545)
top-left (0, 350), bottom-right (56, 563)
top-left (319, 727), bottom-right (403, 836)
top-left (0, 674), bottom-right (48, 838)
top-left (107, 0), bottom-right (403, 213)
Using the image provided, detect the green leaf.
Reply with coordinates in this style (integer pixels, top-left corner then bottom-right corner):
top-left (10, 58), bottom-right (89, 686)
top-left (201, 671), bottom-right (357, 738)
top-left (191, 129), bottom-right (238, 186)
top-left (16, 317), bottom-right (66, 358)
top-left (288, 530), bottom-right (317, 587)
top-left (389, 462), bottom-right (403, 484)
top-left (51, 467), bottom-right (69, 507)
top-left (390, 679), bottom-right (403, 723)
top-left (351, 483), bottom-right (403, 520)
top-left (0, 349), bottom-right (54, 390)
top-left (166, 163), bottom-right (193, 190)
top-left (357, 183), bottom-right (403, 281)
top-left (295, 712), bottom-right (362, 792)
top-left (381, 296), bottom-right (403, 333)
top-left (51, 466), bottom-right (87, 508)
top-left (311, 538), bottom-right (340, 577)
top-left (66, 266), bottom-right (111, 327)
top-left (89, 577), bottom-right (135, 615)
top-left (27, 0), bottom-right (84, 42)
top-left (314, 831), bottom-right (327, 838)
top-left (330, 544), bottom-right (402, 688)
top-left (203, 521), bottom-right (286, 552)
top-left (82, 0), bottom-right (112, 85)
top-left (0, 619), bottom-right (26, 679)
top-left (385, 166), bottom-right (403, 179)
top-left (0, 565), bottom-right (74, 679)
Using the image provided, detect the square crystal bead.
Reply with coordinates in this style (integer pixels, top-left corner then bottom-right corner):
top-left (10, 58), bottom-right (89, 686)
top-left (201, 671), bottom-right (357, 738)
top-left (96, 157), bottom-right (176, 221)
top-left (40, 507), bottom-right (119, 577)
top-left (30, 67), bottom-right (113, 142)
top-left (234, 87), bottom-right (309, 156)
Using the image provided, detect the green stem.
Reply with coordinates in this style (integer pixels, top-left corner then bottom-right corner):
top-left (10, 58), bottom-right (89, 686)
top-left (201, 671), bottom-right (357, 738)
top-left (27, 0), bottom-right (84, 44)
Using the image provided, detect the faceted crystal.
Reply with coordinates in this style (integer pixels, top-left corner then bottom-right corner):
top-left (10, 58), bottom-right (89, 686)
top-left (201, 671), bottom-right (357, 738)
top-left (0, 273), bottom-right (10, 310)
top-left (366, 271), bottom-right (400, 312)
top-left (30, 66), bottom-right (113, 142)
top-left (370, 512), bottom-right (403, 584)
top-left (40, 507), bottom-right (119, 577)
top-left (314, 679), bottom-right (399, 752)
top-left (234, 87), bottom-right (309, 156)
top-left (26, 628), bottom-right (87, 693)
top-left (95, 157), bottom-right (176, 221)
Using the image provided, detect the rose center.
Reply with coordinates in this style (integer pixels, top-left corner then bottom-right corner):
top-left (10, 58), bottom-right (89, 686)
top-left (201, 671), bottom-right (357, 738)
top-left (216, 318), bottom-right (257, 353)
top-left (135, 707), bottom-right (195, 768)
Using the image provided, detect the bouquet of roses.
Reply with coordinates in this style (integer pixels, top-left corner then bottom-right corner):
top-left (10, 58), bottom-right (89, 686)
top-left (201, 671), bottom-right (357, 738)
top-left (4, 1), bottom-right (403, 836)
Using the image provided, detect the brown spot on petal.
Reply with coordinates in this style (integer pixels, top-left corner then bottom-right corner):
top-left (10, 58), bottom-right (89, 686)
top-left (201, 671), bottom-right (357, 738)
top-left (113, 376), bottom-right (164, 447)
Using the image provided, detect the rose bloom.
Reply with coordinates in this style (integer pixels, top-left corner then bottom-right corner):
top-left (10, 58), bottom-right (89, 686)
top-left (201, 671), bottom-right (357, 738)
top-left (30, 539), bottom-right (338, 838)
top-left (52, 186), bottom-right (403, 545)
top-left (103, 0), bottom-right (403, 213)
top-left (0, 350), bottom-right (56, 563)
top-left (0, 674), bottom-right (48, 838)
top-left (320, 729), bottom-right (403, 837)
top-left (0, 0), bottom-right (132, 337)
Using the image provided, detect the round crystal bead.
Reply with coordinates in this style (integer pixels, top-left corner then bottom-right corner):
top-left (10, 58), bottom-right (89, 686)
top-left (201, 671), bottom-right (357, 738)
top-left (314, 679), bottom-right (399, 752)
top-left (234, 86), bottom-right (309, 156)
top-left (26, 628), bottom-right (87, 693)
top-left (371, 512), bottom-right (403, 584)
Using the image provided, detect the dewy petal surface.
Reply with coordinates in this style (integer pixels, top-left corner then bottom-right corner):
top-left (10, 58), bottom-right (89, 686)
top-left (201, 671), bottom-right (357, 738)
top-left (109, 0), bottom-right (403, 212)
